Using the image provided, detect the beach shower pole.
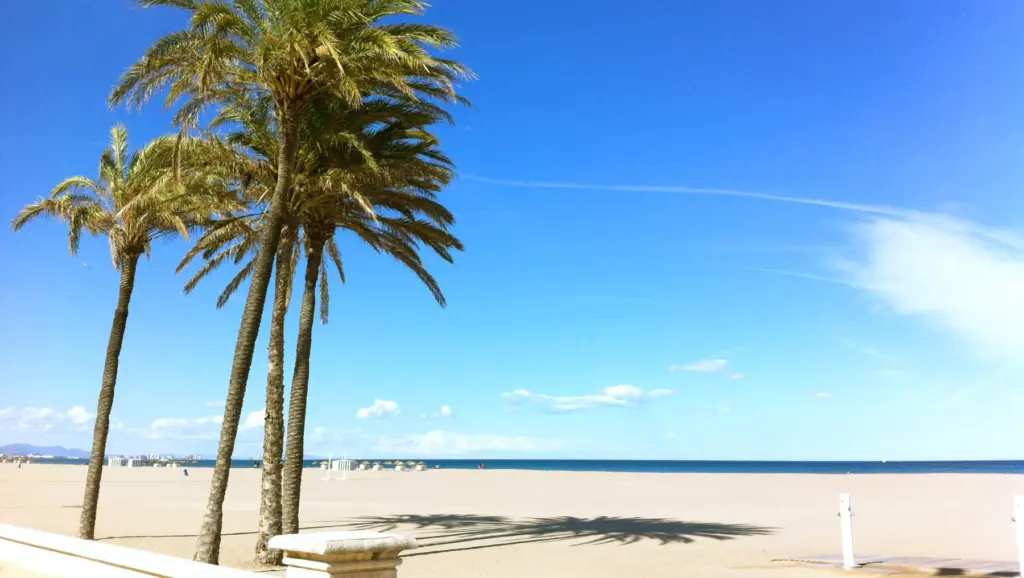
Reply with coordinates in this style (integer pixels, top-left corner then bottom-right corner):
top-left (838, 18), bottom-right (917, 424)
top-left (839, 493), bottom-right (856, 569)
top-left (1014, 495), bottom-right (1024, 575)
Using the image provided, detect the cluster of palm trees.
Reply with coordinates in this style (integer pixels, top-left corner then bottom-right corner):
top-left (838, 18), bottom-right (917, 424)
top-left (12, 0), bottom-right (472, 567)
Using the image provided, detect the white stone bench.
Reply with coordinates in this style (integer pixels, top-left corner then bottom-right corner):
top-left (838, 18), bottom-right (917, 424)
top-left (270, 531), bottom-right (417, 578)
top-left (0, 524), bottom-right (418, 578)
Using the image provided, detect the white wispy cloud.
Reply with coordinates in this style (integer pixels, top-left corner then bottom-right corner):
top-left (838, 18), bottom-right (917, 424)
top-left (838, 216), bottom-right (1024, 365)
top-left (841, 339), bottom-right (883, 358)
top-left (813, 392), bottom-right (832, 398)
top-left (243, 409), bottom-right (265, 429)
top-left (150, 416), bottom-right (222, 428)
top-left (0, 406), bottom-right (95, 431)
top-left (66, 406), bottom-right (93, 425)
top-left (356, 399), bottom-right (400, 419)
top-left (669, 359), bottom-right (728, 373)
top-left (302, 426), bottom-right (363, 447)
top-left (204, 400), bottom-right (224, 408)
top-left (744, 266), bottom-right (855, 287)
top-left (142, 405), bottom-right (265, 440)
top-left (501, 385), bottom-right (672, 411)
top-left (372, 430), bottom-right (562, 456)
top-left (145, 415), bottom-right (224, 440)
top-left (421, 405), bottom-right (455, 419)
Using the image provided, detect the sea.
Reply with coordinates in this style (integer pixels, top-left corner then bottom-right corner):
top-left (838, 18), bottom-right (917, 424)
top-left (24, 458), bottom-right (1024, 474)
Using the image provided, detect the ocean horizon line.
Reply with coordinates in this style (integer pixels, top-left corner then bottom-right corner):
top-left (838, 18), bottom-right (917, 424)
top-left (22, 457), bottom-right (1024, 475)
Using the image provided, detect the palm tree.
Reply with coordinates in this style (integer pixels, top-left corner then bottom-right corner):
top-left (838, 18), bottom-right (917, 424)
top-left (178, 99), bottom-right (331, 565)
top-left (179, 95), bottom-right (461, 559)
top-left (281, 102), bottom-right (462, 536)
top-left (110, 0), bottom-right (471, 564)
top-left (11, 125), bottom-right (228, 540)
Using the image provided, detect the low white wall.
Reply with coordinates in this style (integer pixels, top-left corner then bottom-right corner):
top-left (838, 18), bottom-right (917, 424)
top-left (0, 524), bottom-right (257, 577)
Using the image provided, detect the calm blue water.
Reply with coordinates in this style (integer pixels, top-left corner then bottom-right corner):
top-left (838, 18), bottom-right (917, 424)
top-left (28, 458), bottom-right (1024, 474)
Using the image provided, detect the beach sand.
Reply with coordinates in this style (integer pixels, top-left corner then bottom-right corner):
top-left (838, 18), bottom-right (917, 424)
top-left (0, 464), bottom-right (1020, 577)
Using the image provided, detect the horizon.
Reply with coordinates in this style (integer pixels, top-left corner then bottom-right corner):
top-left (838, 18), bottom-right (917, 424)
top-left (8, 446), bottom-right (1024, 465)
top-left (3, 0), bottom-right (1024, 461)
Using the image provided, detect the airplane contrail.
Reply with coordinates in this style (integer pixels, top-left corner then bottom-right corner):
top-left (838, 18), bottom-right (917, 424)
top-left (462, 175), bottom-right (1024, 248)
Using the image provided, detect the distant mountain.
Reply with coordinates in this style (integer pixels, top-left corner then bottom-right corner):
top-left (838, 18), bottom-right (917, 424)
top-left (1, 444), bottom-right (89, 458)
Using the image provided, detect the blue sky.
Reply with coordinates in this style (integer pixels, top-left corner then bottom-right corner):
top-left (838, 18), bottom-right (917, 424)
top-left (2, 0), bottom-right (1024, 460)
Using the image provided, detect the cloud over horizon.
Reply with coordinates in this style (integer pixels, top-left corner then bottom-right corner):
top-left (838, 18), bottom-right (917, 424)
top-left (421, 405), bottom-right (454, 419)
top-left (670, 359), bottom-right (728, 373)
top-left (145, 415), bottom-right (222, 440)
top-left (357, 399), bottom-right (401, 419)
top-left (0, 406), bottom-right (95, 432)
top-left (502, 385), bottom-right (672, 411)
top-left (372, 429), bottom-right (562, 456)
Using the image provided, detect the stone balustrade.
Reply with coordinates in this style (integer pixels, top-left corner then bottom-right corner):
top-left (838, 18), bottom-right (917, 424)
top-left (0, 523), bottom-right (256, 577)
top-left (0, 523), bottom-right (417, 577)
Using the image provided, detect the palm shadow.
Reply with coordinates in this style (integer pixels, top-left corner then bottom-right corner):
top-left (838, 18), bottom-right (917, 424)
top-left (340, 514), bottom-right (774, 556)
top-left (98, 514), bottom-right (773, 557)
top-left (96, 522), bottom-right (347, 541)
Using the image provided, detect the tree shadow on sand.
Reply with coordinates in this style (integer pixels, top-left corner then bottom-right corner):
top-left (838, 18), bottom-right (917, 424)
top-left (339, 514), bottom-right (774, 556)
top-left (97, 514), bottom-right (773, 556)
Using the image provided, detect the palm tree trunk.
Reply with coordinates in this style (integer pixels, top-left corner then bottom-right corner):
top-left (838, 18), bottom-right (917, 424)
top-left (254, 225), bottom-right (296, 566)
top-left (281, 236), bottom-right (326, 535)
top-left (194, 106), bottom-right (300, 565)
top-left (78, 253), bottom-right (140, 540)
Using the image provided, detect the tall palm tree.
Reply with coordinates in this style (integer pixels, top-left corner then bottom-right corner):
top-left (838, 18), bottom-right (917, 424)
top-left (178, 99), bottom-right (338, 565)
top-left (11, 125), bottom-right (229, 540)
top-left (179, 95), bottom-right (461, 560)
top-left (110, 0), bottom-right (471, 564)
top-left (281, 103), bottom-right (461, 536)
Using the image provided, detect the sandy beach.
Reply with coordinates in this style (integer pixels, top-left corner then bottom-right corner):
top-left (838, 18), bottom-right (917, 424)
top-left (0, 464), bottom-right (1020, 577)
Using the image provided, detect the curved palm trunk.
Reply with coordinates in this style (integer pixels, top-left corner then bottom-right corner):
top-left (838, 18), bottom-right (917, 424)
top-left (79, 253), bottom-right (140, 540)
top-left (281, 236), bottom-right (326, 535)
top-left (194, 107), bottom-right (300, 565)
top-left (254, 225), bottom-right (296, 566)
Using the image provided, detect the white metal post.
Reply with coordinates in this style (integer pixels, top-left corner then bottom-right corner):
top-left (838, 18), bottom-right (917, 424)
top-left (839, 493), bottom-right (856, 569)
top-left (342, 452), bottom-right (348, 481)
top-left (1014, 495), bottom-right (1024, 575)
